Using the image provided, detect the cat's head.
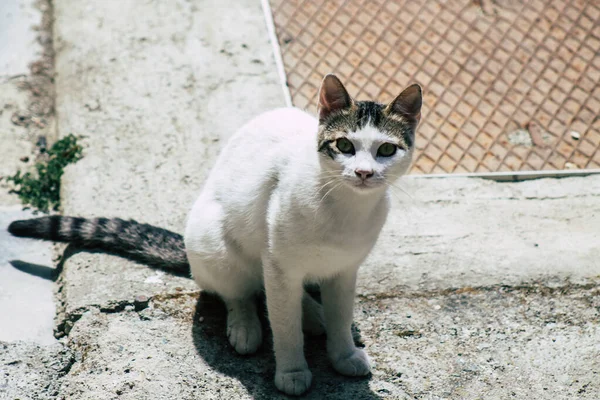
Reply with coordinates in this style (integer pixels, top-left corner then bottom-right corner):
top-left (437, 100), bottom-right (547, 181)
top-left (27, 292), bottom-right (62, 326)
top-left (317, 74), bottom-right (421, 193)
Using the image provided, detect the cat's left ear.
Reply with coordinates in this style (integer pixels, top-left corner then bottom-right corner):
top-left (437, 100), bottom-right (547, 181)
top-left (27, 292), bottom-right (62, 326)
top-left (318, 74), bottom-right (354, 122)
top-left (386, 84), bottom-right (422, 123)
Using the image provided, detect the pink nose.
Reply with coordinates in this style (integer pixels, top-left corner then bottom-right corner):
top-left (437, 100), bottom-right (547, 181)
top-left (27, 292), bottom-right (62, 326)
top-left (355, 169), bottom-right (374, 180)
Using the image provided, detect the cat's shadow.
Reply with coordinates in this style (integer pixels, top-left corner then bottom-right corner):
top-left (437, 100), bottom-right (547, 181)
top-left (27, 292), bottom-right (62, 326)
top-left (192, 292), bottom-right (382, 399)
top-left (11, 244), bottom-right (381, 398)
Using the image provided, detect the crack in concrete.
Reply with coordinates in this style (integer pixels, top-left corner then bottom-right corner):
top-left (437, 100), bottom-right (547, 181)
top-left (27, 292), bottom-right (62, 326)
top-left (54, 291), bottom-right (199, 338)
top-left (427, 192), bottom-right (600, 204)
top-left (58, 351), bottom-right (77, 376)
top-left (53, 281), bottom-right (600, 339)
top-left (55, 300), bottom-right (137, 338)
top-left (358, 281), bottom-right (600, 301)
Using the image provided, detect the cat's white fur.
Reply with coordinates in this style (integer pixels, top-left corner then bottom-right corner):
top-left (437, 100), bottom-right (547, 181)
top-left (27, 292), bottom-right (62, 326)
top-left (185, 79), bottom-right (417, 396)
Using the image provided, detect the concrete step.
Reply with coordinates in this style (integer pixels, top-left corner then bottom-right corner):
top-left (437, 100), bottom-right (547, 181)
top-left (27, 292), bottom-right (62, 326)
top-left (362, 175), bottom-right (600, 295)
top-left (55, 287), bottom-right (600, 399)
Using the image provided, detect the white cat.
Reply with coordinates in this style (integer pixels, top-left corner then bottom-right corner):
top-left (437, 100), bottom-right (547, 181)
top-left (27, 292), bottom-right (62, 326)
top-left (185, 74), bottom-right (422, 395)
top-left (8, 74), bottom-right (421, 396)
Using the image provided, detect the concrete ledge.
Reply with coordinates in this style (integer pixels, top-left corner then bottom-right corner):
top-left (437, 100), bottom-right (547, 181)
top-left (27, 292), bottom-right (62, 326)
top-left (57, 294), bottom-right (396, 399)
top-left (54, 286), bottom-right (600, 399)
top-left (361, 175), bottom-right (600, 295)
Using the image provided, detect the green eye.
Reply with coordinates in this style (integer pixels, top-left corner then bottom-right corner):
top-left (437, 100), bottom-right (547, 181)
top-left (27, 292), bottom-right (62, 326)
top-left (336, 138), bottom-right (355, 154)
top-left (377, 143), bottom-right (397, 157)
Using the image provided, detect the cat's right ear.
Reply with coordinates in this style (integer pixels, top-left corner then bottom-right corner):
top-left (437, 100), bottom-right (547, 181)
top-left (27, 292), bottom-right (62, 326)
top-left (386, 84), bottom-right (422, 123)
top-left (318, 74), bottom-right (353, 122)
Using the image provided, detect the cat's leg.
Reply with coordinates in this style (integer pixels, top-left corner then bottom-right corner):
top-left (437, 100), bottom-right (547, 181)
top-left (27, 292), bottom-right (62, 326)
top-left (321, 268), bottom-right (371, 376)
top-left (263, 257), bottom-right (312, 396)
top-left (224, 295), bottom-right (263, 355)
top-left (188, 252), bottom-right (263, 355)
top-left (302, 291), bottom-right (325, 336)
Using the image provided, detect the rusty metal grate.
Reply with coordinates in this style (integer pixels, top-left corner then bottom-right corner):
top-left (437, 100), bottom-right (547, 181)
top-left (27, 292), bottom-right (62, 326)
top-left (269, 0), bottom-right (600, 174)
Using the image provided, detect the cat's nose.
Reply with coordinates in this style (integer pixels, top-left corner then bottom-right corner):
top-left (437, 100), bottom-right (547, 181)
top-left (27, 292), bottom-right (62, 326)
top-left (355, 169), bottom-right (374, 180)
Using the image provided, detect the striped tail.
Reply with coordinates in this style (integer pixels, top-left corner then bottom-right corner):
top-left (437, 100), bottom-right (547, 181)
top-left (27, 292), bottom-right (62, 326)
top-left (8, 216), bottom-right (189, 274)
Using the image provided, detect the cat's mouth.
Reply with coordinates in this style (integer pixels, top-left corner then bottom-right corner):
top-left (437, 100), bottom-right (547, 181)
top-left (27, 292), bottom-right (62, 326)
top-left (349, 178), bottom-right (383, 192)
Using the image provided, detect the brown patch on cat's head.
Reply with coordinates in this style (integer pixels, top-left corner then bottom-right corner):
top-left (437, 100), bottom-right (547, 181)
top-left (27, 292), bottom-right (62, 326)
top-left (316, 74), bottom-right (423, 158)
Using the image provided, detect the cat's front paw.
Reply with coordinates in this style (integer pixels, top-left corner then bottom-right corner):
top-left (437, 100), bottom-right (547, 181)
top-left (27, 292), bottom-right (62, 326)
top-left (275, 368), bottom-right (313, 396)
top-left (330, 348), bottom-right (371, 376)
top-left (227, 318), bottom-right (262, 355)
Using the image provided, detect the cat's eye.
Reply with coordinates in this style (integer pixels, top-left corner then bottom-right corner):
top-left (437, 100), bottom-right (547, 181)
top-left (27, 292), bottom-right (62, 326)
top-left (336, 138), bottom-right (355, 154)
top-left (377, 143), bottom-right (397, 157)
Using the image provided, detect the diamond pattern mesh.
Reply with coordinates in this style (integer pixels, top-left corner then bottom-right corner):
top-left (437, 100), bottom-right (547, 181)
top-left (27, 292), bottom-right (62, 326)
top-left (270, 0), bottom-right (600, 173)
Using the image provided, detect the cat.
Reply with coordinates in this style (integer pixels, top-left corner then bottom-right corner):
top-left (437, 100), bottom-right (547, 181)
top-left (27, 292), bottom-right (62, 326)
top-left (8, 74), bottom-right (422, 396)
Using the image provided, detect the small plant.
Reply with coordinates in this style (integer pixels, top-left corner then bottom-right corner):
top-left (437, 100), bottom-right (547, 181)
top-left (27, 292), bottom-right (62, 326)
top-left (7, 134), bottom-right (83, 213)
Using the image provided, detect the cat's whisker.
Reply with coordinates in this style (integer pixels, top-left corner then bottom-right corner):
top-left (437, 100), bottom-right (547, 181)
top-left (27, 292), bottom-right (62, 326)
top-left (314, 180), bottom-right (344, 220)
top-left (316, 178), bottom-right (341, 193)
top-left (384, 179), bottom-right (415, 201)
top-left (313, 178), bottom-right (344, 224)
top-left (318, 180), bottom-right (343, 205)
top-left (312, 178), bottom-right (340, 216)
top-left (385, 184), bottom-right (406, 204)
top-left (318, 172), bottom-right (345, 179)
top-left (384, 182), bottom-right (425, 219)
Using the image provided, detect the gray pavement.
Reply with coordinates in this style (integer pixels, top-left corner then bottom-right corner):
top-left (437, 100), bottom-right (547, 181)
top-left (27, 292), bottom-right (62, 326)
top-left (0, 207), bottom-right (55, 345)
top-left (0, 0), bottom-right (40, 78)
top-left (1, 0), bottom-right (600, 398)
top-left (0, 0), bottom-right (56, 346)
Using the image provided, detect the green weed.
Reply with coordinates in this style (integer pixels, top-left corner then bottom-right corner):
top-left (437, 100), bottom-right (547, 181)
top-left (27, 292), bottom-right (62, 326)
top-left (7, 134), bottom-right (83, 213)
